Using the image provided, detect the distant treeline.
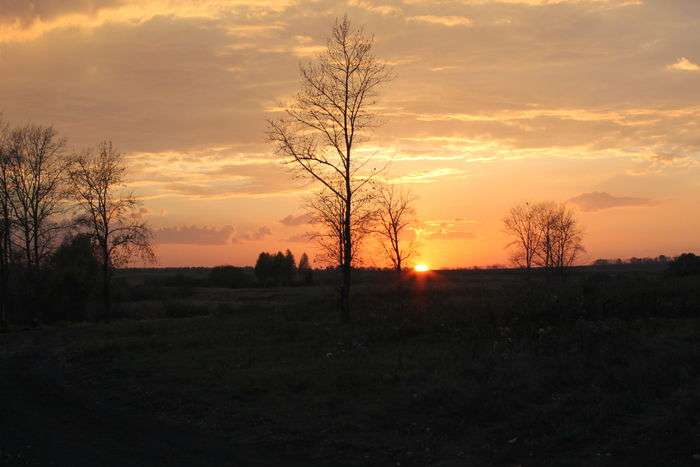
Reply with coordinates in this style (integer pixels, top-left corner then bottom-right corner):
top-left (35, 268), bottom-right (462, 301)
top-left (140, 250), bottom-right (315, 289)
top-left (592, 255), bottom-right (672, 266)
top-left (592, 253), bottom-right (700, 275)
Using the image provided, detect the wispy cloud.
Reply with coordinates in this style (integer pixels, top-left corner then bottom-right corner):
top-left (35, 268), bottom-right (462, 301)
top-left (407, 15), bottom-right (473, 27)
top-left (279, 213), bottom-right (314, 226)
top-left (387, 168), bottom-right (466, 184)
top-left (154, 224), bottom-right (272, 244)
top-left (568, 192), bottom-right (656, 212)
top-left (154, 225), bottom-right (236, 245)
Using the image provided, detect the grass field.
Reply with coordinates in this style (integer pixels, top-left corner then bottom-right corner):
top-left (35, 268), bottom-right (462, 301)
top-left (2, 268), bottom-right (700, 466)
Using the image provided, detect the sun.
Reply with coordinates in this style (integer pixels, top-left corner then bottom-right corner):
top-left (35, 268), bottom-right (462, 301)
top-left (414, 264), bottom-right (430, 272)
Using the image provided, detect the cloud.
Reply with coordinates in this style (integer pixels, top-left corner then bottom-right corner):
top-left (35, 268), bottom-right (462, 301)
top-left (279, 212), bottom-right (314, 226)
top-left (425, 230), bottom-right (475, 240)
top-left (284, 232), bottom-right (313, 243)
top-left (154, 224), bottom-right (271, 244)
top-left (407, 15), bottom-right (473, 27)
top-left (154, 225), bottom-right (235, 245)
top-left (231, 225), bottom-right (272, 243)
top-left (667, 57), bottom-right (700, 72)
top-left (568, 192), bottom-right (656, 212)
top-left (348, 0), bottom-right (400, 16)
top-left (0, 0), bottom-right (292, 42)
top-left (387, 168), bottom-right (466, 184)
top-left (0, 0), bottom-right (120, 26)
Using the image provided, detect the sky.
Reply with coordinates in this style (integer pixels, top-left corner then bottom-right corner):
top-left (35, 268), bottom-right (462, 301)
top-left (1, 0), bottom-right (699, 268)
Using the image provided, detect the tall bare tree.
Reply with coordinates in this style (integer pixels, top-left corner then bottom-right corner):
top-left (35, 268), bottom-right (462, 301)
top-left (268, 16), bottom-right (391, 322)
top-left (69, 141), bottom-right (155, 317)
top-left (375, 184), bottom-right (415, 272)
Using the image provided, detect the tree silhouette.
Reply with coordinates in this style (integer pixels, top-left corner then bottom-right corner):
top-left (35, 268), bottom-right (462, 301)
top-left (5, 124), bottom-right (68, 273)
top-left (375, 184), bottom-right (415, 272)
top-left (504, 201), bottom-right (585, 272)
top-left (0, 121), bottom-right (12, 330)
top-left (4, 124), bottom-right (69, 321)
top-left (503, 202), bottom-right (542, 270)
top-left (298, 252), bottom-right (313, 285)
top-left (69, 141), bottom-right (155, 318)
top-left (267, 16), bottom-right (392, 322)
top-left (255, 252), bottom-right (273, 286)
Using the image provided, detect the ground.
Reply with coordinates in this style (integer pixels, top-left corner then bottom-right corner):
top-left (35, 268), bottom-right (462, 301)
top-left (1, 268), bottom-right (699, 466)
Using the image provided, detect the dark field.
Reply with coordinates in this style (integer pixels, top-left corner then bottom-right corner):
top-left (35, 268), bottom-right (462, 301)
top-left (2, 268), bottom-right (700, 466)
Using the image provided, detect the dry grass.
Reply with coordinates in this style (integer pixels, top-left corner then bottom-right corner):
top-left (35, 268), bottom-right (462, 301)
top-left (4, 269), bottom-right (700, 466)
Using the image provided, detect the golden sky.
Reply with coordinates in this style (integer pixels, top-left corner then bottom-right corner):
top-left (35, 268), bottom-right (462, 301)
top-left (1, 0), bottom-right (699, 267)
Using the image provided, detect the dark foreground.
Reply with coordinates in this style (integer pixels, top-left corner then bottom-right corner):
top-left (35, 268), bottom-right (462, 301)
top-left (2, 269), bottom-right (699, 466)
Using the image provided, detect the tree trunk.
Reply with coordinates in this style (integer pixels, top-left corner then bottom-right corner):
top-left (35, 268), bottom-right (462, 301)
top-left (0, 211), bottom-right (8, 332)
top-left (341, 171), bottom-right (352, 323)
top-left (102, 245), bottom-right (111, 321)
top-left (340, 218), bottom-right (352, 323)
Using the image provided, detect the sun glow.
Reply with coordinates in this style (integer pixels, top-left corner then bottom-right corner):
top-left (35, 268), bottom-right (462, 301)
top-left (414, 264), bottom-right (430, 272)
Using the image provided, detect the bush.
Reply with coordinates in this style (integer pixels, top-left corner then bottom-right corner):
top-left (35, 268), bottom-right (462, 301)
top-left (668, 253), bottom-right (700, 277)
top-left (209, 266), bottom-right (256, 288)
top-left (46, 234), bottom-right (100, 321)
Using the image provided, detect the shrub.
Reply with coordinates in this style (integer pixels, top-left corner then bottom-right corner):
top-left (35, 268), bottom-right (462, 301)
top-left (668, 253), bottom-right (700, 277)
top-left (46, 234), bottom-right (100, 321)
top-left (209, 266), bottom-right (256, 288)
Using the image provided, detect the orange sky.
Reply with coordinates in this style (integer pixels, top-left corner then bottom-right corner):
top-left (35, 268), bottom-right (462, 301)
top-left (1, 0), bottom-right (699, 268)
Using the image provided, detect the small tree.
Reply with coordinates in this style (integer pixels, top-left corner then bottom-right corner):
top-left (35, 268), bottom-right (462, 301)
top-left (284, 249), bottom-right (297, 284)
top-left (548, 203), bottom-right (585, 272)
top-left (375, 185), bottom-right (415, 272)
top-left (504, 201), bottom-right (585, 273)
top-left (668, 253), bottom-right (700, 276)
top-left (5, 124), bottom-right (68, 273)
top-left (298, 252), bottom-right (313, 285)
top-left (503, 202), bottom-right (542, 270)
top-left (5, 124), bottom-right (69, 321)
top-left (48, 234), bottom-right (99, 321)
top-left (69, 141), bottom-right (154, 317)
top-left (254, 252), bottom-right (273, 286)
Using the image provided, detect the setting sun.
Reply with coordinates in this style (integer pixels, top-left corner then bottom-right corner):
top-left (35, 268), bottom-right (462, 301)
top-left (414, 264), bottom-right (430, 273)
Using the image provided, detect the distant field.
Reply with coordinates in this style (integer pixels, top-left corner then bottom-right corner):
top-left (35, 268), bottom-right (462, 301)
top-left (3, 269), bottom-right (699, 466)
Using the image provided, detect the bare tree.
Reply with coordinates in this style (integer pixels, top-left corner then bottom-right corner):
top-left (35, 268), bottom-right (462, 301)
top-left (503, 202), bottom-right (542, 270)
top-left (69, 141), bottom-right (155, 317)
top-left (267, 16), bottom-right (391, 322)
top-left (5, 124), bottom-right (68, 272)
top-left (305, 185), bottom-right (375, 270)
top-left (504, 201), bottom-right (585, 272)
top-left (375, 184), bottom-right (415, 272)
top-left (547, 203), bottom-right (585, 272)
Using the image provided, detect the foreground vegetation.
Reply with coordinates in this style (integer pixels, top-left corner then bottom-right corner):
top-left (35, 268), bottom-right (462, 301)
top-left (2, 267), bottom-right (700, 466)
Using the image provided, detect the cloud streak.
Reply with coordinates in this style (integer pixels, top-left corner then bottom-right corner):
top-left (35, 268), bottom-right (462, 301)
top-left (568, 192), bottom-right (656, 212)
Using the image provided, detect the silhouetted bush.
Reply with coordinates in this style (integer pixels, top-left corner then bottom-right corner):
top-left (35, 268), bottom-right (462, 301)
top-left (46, 234), bottom-right (99, 321)
top-left (254, 250), bottom-right (297, 286)
top-left (209, 266), bottom-right (256, 288)
top-left (298, 252), bottom-right (314, 285)
top-left (668, 253), bottom-right (700, 276)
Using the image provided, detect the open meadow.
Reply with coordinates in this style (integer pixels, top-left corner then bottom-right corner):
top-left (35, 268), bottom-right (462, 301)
top-left (2, 267), bottom-right (699, 466)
